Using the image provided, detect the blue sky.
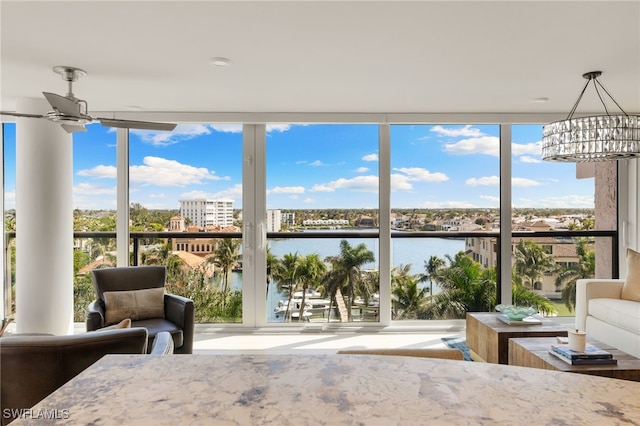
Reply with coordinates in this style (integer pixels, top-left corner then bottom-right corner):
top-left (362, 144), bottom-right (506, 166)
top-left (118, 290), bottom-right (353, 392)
top-left (3, 122), bottom-right (594, 210)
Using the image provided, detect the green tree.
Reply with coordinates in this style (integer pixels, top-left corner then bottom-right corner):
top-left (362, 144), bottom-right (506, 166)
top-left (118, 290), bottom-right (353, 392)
top-left (391, 264), bottom-right (429, 319)
top-left (514, 239), bottom-right (556, 289)
top-left (425, 253), bottom-right (495, 319)
top-left (271, 252), bottom-right (302, 321)
top-left (324, 240), bottom-right (375, 321)
top-left (556, 239), bottom-right (595, 312)
top-left (295, 254), bottom-right (327, 321)
top-left (207, 238), bottom-right (242, 303)
top-left (422, 255), bottom-right (445, 295)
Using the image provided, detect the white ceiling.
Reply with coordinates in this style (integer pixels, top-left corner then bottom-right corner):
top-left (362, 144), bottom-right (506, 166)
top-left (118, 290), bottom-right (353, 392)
top-left (1, 1), bottom-right (639, 118)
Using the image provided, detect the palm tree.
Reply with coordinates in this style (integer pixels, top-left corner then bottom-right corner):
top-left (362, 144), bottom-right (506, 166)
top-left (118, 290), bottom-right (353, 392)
top-left (511, 273), bottom-right (557, 315)
top-left (514, 239), bottom-right (556, 289)
top-left (208, 238), bottom-right (242, 301)
top-left (425, 253), bottom-right (495, 319)
top-left (295, 254), bottom-right (327, 321)
top-left (392, 264), bottom-right (429, 319)
top-left (266, 247), bottom-right (277, 300)
top-left (556, 239), bottom-right (595, 312)
top-left (271, 252), bottom-right (302, 321)
top-left (422, 255), bottom-right (445, 295)
top-left (324, 240), bottom-right (375, 321)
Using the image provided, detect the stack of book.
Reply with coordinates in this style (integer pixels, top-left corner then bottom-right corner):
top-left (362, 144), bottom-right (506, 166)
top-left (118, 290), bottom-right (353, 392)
top-left (548, 343), bottom-right (617, 365)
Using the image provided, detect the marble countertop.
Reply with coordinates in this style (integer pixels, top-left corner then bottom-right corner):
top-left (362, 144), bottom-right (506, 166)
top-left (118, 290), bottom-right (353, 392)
top-left (19, 354), bottom-right (640, 425)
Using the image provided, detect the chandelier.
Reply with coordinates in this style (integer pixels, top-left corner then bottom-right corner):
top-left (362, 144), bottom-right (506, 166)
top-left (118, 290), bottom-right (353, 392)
top-left (541, 71), bottom-right (640, 162)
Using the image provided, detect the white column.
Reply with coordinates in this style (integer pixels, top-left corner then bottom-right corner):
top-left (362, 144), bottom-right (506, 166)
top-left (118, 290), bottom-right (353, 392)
top-left (15, 98), bottom-right (74, 335)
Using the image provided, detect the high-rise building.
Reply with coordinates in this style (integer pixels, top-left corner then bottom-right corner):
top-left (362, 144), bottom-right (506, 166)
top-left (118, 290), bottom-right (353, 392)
top-left (266, 209), bottom-right (282, 232)
top-left (179, 199), bottom-right (234, 228)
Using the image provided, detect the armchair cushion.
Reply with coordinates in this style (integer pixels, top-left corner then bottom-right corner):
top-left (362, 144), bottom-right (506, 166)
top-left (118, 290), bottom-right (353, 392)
top-left (87, 266), bottom-right (195, 354)
top-left (103, 287), bottom-right (165, 325)
top-left (97, 318), bottom-right (131, 330)
top-left (622, 248), bottom-right (640, 301)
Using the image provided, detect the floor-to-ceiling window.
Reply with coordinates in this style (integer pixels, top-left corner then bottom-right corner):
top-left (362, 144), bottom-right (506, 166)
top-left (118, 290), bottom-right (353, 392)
top-left (2, 117), bottom-right (621, 329)
top-left (390, 124), bottom-right (500, 321)
top-left (128, 123), bottom-right (243, 323)
top-left (71, 124), bottom-right (117, 321)
top-left (265, 124), bottom-right (380, 324)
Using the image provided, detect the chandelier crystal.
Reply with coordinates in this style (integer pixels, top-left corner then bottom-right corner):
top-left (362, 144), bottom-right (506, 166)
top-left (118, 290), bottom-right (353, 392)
top-left (542, 71), bottom-right (640, 162)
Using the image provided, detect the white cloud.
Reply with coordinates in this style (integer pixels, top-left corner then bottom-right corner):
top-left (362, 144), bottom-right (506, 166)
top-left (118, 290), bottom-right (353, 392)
top-left (131, 124), bottom-right (213, 147)
top-left (179, 190), bottom-right (211, 199)
top-left (418, 200), bottom-right (479, 208)
top-left (512, 141), bottom-right (542, 156)
top-left (390, 174), bottom-right (414, 191)
top-left (303, 197), bottom-right (316, 204)
top-left (466, 176), bottom-right (541, 187)
top-left (362, 153), bottom-right (379, 162)
top-left (311, 175), bottom-right (378, 193)
top-left (77, 164), bottom-right (117, 179)
top-left (211, 184), bottom-right (243, 201)
top-left (519, 156), bottom-right (541, 163)
top-left (479, 195), bottom-right (500, 202)
top-left (393, 167), bottom-right (449, 182)
top-left (269, 186), bottom-right (305, 194)
top-left (130, 156), bottom-right (228, 187)
top-left (516, 194), bottom-right (594, 208)
top-left (466, 176), bottom-right (499, 186)
top-left (149, 193), bottom-right (166, 199)
top-left (431, 125), bottom-right (484, 138)
top-left (266, 124), bottom-right (292, 132)
top-left (310, 160), bottom-right (324, 166)
top-left (73, 182), bottom-right (116, 196)
top-left (444, 136), bottom-right (499, 156)
top-left (179, 184), bottom-right (243, 202)
top-left (211, 124), bottom-right (242, 133)
top-left (512, 177), bottom-right (542, 187)
top-left (356, 167), bottom-right (369, 173)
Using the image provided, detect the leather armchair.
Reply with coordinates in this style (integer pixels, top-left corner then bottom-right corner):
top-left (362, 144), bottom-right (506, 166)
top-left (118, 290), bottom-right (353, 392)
top-left (86, 266), bottom-right (194, 354)
top-left (0, 328), bottom-right (148, 425)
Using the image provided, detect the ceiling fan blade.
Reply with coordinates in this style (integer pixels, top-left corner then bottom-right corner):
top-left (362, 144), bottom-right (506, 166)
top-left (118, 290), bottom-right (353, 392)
top-left (60, 124), bottom-right (87, 133)
top-left (0, 111), bottom-right (46, 119)
top-left (42, 92), bottom-right (81, 116)
top-left (97, 118), bottom-right (177, 132)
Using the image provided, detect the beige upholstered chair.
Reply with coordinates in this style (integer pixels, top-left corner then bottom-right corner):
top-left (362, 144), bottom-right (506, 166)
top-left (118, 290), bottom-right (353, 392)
top-left (337, 348), bottom-right (465, 360)
top-left (0, 328), bottom-right (149, 425)
top-left (86, 266), bottom-right (194, 354)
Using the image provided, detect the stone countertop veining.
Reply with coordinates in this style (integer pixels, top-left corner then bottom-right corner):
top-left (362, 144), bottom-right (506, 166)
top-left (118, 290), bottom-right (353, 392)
top-left (18, 354), bottom-right (640, 425)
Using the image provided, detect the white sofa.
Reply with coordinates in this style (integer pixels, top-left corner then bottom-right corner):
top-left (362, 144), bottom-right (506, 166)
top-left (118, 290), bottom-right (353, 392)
top-left (575, 278), bottom-right (640, 358)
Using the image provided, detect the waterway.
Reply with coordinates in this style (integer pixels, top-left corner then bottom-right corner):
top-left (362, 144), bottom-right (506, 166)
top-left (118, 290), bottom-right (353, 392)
top-left (224, 231), bottom-right (466, 322)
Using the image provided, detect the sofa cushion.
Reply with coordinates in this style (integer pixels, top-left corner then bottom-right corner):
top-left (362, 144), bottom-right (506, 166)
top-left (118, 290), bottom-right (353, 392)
top-left (622, 248), bottom-right (640, 301)
top-left (103, 288), bottom-right (165, 325)
top-left (588, 298), bottom-right (640, 335)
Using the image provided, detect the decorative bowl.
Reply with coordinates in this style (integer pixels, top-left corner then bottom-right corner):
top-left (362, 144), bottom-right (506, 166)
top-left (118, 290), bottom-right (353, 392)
top-left (495, 304), bottom-right (538, 321)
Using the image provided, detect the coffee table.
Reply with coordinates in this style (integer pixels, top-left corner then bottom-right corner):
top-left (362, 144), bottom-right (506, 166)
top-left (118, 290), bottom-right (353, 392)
top-left (509, 337), bottom-right (640, 382)
top-left (466, 312), bottom-right (568, 364)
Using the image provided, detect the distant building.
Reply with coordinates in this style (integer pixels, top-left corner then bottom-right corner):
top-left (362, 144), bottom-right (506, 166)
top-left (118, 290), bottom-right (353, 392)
top-left (267, 209), bottom-right (282, 232)
top-left (355, 215), bottom-right (376, 227)
top-left (179, 199), bottom-right (234, 228)
top-left (282, 212), bottom-right (296, 227)
top-left (169, 216), bottom-right (186, 231)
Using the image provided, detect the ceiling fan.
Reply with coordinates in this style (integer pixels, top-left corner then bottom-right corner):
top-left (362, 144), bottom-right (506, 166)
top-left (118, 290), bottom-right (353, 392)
top-left (0, 66), bottom-right (177, 133)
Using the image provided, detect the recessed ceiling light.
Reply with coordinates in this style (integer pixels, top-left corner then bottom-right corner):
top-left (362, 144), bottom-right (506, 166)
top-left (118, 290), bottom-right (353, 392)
top-left (209, 57), bottom-right (231, 68)
top-left (124, 105), bottom-right (143, 111)
top-left (531, 97), bottom-right (549, 103)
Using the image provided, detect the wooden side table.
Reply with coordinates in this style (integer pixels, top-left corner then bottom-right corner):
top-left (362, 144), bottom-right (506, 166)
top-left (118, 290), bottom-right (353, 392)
top-left (466, 312), bottom-right (568, 364)
top-left (509, 337), bottom-right (640, 382)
